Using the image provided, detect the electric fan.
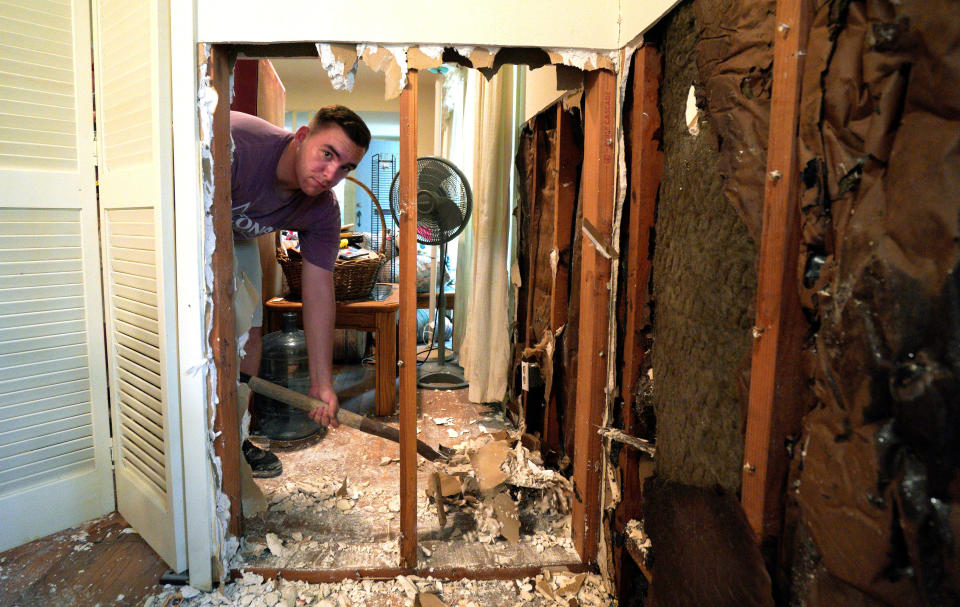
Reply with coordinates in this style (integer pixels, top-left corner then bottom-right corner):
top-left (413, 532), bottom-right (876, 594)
top-left (389, 157), bottom-right (472, 389)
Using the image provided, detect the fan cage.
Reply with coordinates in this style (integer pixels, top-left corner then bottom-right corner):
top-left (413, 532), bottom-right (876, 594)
top-left (388, 157), bottom-right (472, 247)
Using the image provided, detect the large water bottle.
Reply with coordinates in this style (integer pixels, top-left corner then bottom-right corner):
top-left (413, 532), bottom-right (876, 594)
top-left (251, 312), bottom-right (323, 441)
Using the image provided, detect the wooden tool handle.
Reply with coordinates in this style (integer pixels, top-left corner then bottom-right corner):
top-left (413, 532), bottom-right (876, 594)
top-left (243, 374), bottom-right (443, 461)
top-left (246, 375), bottom-right (365, 428)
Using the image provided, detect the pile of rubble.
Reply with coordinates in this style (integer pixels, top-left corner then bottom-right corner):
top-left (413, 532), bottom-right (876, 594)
top-left (145, 568), bottom-right (615, 607)
top-left (426, 431), bottom-right (573, 548)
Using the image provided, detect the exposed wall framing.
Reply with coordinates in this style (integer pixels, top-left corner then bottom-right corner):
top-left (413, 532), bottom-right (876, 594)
top-left (209, 44), bottom-right (242, 538)
top-left (515, 101), bottom-right (583, 459)
top-left (611, 44), bottom-right (662, 597)
top-left (397, 70), bottom-right (419, 567)
top-left (571, 68), bottom-right (618, 563)
top-left (740, 0), bottom-right (811, 547)
top-left (206, 44), bottom-right (616, 580)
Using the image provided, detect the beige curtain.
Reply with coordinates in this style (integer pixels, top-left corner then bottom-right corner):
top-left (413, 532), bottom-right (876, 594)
top-left (445, 68), bottom-right (477, 354)
top-left (458, 65), bottom-right (522, 403)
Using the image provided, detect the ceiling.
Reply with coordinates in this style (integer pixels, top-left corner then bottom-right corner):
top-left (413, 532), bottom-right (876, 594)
top-left (270, 57), bottom-right (438, 114)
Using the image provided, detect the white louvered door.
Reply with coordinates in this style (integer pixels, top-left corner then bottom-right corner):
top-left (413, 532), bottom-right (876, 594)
top-left (93, 0), bottom-right (186, 571)
top-left (0, 0), bottom-right (115, 552)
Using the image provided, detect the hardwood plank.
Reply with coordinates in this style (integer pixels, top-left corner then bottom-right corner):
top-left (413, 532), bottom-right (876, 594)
top-left (209, 45), bottom-right (242, 537)
top-left (571, 68), bottom-right (617, 564)
top-left (741, 0), bottom-right (812, 545)
top-left (613, 44), bottom-right (663, 596)
top-left (397, 69), bottom-right (419, 568)
top-left (0, 513), bottom-right (167, 607)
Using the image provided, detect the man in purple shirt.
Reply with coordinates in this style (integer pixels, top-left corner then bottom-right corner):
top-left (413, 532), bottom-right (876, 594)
top-left (232, 107), bottom-right (369, 476)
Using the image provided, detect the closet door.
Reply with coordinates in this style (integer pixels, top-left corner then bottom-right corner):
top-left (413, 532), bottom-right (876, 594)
top-left (0, 0), bottom-right (114, 551)
top-left (93, 0), bottom-right (186, 571)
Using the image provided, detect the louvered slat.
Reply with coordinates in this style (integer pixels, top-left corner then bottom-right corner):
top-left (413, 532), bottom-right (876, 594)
top-left (97, 0), bottom-right (151, 170)
top-left (0, 0), bottom-right (76, 171)
top-left (0, 206), bottom-right (98, 492)
top-left (104, 206), bottom-right (165, 499)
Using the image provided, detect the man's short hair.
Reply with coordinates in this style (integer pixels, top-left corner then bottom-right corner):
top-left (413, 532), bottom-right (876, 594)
top-left (309, 105), bottom-right (371, 150)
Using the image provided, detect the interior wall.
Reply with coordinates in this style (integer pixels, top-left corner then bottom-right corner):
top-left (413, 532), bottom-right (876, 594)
top-left (647, 0), bottom-right (759, 495)
top-left (198, 0), bottom-right (621, 48)
top-left (522, 65), bottom-right (582, 122)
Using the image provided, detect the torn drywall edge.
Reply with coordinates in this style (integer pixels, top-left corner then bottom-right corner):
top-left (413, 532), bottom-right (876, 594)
top-left (407, 46), bottom-right (444, 71)
top-left (198, 45), bottom-right (237, 581)
top-left (358, 43), bottom-right (409, 100)
top-left (545, 48), bottom-right (617, 72)
top-left (316, 43), bottom-right (358, 91)
top-left (594, 40), bottom-right (643, 594)
top-left (314, 43), bottom-right (621, 100)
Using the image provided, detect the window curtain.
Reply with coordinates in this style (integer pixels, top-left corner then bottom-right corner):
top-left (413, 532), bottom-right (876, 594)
top-left (442, 68), bottom-right (477, 356)
top-left (457, 65), bottom-right (523, 403)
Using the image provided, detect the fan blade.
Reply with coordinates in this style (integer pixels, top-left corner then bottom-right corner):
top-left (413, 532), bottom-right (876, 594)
top-left (436, 196), bottom-right (463, 233)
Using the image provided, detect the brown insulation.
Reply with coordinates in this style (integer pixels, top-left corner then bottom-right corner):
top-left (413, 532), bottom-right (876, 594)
top-left (792, 0), bottom-right (960, 604)
top-left (647, 0), bottom-right (761, 493)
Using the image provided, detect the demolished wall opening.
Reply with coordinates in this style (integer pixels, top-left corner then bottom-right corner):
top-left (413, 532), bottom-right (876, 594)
top-left (205, 43), bottom-right (617, 585)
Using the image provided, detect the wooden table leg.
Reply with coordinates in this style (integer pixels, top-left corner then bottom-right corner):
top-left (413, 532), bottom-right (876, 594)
top-left (375, 309), bottom-right (397, 416)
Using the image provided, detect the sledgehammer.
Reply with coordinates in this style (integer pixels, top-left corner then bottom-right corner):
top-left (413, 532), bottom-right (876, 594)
top-left (239, 371), bottom-right (452, 463)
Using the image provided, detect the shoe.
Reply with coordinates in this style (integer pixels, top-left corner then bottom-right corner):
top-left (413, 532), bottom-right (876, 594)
top-left (242, 439), bottom-right (282, 478)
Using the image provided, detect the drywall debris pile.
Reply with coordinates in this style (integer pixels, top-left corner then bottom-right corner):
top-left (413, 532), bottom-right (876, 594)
top-left (429, 432), bottom-right (574, 548)
top-left (146, 568), bottom-right (614, 607)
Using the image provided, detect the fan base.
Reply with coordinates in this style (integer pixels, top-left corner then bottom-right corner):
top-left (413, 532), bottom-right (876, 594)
top-left (417, 362), bottom-right (468, 390)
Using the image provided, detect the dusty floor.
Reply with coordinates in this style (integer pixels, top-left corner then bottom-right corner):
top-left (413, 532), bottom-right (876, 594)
top-left (238, 365), bottom-right (578, 572)
top-left (0, 512), bottom-right (167, 606)
top-left (149, 568), bottom-right (614, 607)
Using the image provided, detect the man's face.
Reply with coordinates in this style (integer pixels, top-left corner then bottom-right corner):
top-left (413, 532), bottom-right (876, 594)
top-left (293, 123), bottom-right (366, 197)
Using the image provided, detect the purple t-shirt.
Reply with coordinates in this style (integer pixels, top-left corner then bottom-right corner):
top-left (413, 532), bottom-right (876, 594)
top-left (230, 111), bottom-right (341, 271)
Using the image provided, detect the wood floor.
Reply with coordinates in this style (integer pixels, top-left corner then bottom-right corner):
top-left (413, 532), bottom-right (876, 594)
top-left (0, 355), bottom-right (559, 606)
top-left (0, 512), bottom-right (168, 607)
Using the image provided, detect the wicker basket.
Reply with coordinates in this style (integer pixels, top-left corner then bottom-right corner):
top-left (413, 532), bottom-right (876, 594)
top-left (277, 176), bottom-right (389, 302)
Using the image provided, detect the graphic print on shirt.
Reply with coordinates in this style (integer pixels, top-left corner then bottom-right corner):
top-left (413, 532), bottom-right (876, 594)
top-left (232, 201), bottom-right (276, 238)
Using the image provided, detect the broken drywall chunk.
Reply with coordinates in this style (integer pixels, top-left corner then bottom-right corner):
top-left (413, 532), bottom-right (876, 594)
top-left (415, 593), bottom-right (448, 607)
top-left (535, 578), bottom-right (557, 601)
top-left (469, 440), bottom-right (511, 491)
top-left (407, 47), bottom-right (443, 71)
top-left (425, 471), bottom-right (463, 498)
top-left (360, 44), bottom-right (408, 100)
top-left (560, 573), bottom-right (588, 597)
top-left (316, 43), bottom-right (359, 91)
top-left (397, 576), bottom-right (418, 599)
top-left (468, 47), bottom-right (499, 70)
top-left (265, 533), bottom-right (285, 558)
top-left (545, 48), bottom-right (616, 71)
top-left (492, 491), bottom-right (521, 544)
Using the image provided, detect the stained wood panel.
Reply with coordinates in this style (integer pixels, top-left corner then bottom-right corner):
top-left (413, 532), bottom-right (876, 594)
top-left (572, 69), bottom-right (617, 563)
top-left (741, 0), bottom-right (812, 545)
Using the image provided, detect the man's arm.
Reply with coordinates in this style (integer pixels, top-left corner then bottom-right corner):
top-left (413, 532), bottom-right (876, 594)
top-left (301, 259), bottom-right (340, 427)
